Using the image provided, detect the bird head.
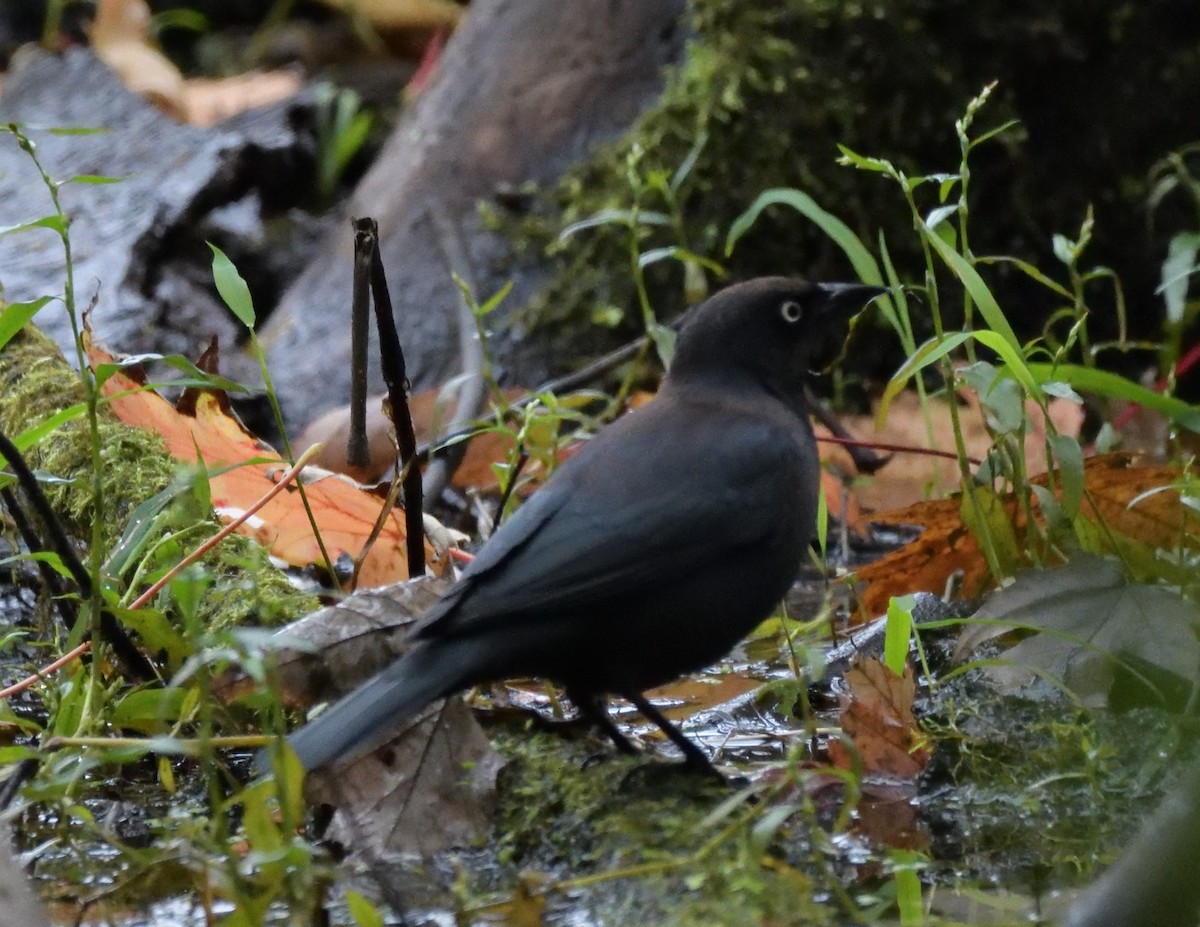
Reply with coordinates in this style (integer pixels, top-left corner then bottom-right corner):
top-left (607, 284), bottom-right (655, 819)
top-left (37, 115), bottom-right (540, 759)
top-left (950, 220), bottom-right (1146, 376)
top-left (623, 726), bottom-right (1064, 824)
top-left (667, 277), bottom-right (886, 402)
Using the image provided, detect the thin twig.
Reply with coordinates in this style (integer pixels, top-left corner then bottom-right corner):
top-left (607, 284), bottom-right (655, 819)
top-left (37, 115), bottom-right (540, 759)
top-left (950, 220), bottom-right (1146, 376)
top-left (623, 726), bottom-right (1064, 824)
top-left (0, 428), bottom-right (153, 681)
top-left (1, 486), bottom-right (75, 632)
top-left (357, 217), bottom-right (426, 577)
top-left (817, 433), bottom-right (980, 466)
top-left (347, 217), bottom-right (373, 469)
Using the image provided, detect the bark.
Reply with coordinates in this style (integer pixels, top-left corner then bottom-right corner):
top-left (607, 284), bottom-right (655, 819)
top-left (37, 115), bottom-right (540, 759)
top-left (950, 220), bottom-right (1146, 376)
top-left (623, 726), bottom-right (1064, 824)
top-left (257, 0), bottom-right (687, 429)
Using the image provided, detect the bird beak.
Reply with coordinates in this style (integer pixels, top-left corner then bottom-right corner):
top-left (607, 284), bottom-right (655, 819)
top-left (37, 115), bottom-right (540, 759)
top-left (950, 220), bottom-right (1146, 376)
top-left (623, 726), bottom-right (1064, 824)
top-left (816, 282), bottom-right (889, 320)
top-left (806, 283), bottom-right (889, 371)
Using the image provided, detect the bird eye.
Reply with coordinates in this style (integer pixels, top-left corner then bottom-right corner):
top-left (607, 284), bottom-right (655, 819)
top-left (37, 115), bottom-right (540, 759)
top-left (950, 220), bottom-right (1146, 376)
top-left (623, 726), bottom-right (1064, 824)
top-left (780, 301), bottom-right (803, 323)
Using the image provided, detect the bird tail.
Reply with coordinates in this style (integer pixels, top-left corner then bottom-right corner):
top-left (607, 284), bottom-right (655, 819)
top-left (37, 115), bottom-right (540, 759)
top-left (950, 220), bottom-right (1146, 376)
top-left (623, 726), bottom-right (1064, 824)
top-left (279, 640), bottom-right (474, 772)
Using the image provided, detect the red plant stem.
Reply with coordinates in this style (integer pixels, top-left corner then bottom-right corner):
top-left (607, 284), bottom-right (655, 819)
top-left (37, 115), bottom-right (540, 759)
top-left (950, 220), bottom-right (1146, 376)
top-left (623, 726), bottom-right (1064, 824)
top-left (1111, 337), bottom-right (1200, 432)
top-left (817, 434), bottom-right (982, 466)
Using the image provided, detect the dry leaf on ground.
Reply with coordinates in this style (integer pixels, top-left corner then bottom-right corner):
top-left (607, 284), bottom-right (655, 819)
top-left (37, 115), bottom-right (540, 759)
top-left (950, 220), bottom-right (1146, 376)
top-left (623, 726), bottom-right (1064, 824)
top-left (87, 334), bottom-right (445, 586)
top-left (91, 0), bottom-right (185, 117)
top-left (217, 575), bottom-right (452, 706)
top-left (235, 576), bottom-right (502, 856)
top-left (827, 656), bottom-right (929, 778)
top-left (308, 696), bottom-right (505, 858)
top-left (179, 71), bottom-right (304, 127)
top-left (855, 454), bottom-right (1197, 617)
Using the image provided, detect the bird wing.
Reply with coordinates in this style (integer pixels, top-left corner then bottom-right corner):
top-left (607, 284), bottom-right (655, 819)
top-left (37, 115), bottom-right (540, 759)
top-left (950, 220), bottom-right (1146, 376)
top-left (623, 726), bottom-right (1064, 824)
top-left (416, 398), bottom-right (809, 637)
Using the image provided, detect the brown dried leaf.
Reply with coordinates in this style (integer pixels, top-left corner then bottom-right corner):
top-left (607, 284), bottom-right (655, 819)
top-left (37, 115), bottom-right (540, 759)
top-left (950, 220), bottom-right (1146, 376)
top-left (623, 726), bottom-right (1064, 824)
top-left (88, 334), bottom-right (447, 587)
top-left (91, 0), bottom-right (185, 117)
top-left (1077, 455), bottom-right (1199, 550)
top-left (218, 576), bottom-right (452, 707)
top-left (828, 657), bottom-right (929, 778)
top-left (856, 454), bottom-right (1198, 618)
top-left (856, 497), bottom-right (995, 618)
top-left (179, 70), bottom-right (304, 127)
top-left (240, 575), bottom-right (503, 856)
top-left (309, 696), bottom-right (504, 857)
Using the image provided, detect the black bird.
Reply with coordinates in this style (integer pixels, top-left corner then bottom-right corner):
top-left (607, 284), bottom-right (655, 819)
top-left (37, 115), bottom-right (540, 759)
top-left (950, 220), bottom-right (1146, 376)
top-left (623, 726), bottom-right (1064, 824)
top-left (283, 278), bottom-right (884, 775)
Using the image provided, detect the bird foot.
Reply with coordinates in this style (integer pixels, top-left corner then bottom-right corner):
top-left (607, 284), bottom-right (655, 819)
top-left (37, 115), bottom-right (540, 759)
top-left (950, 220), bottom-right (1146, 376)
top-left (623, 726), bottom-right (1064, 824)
top-left (616, 757), bottom-right (730, 792)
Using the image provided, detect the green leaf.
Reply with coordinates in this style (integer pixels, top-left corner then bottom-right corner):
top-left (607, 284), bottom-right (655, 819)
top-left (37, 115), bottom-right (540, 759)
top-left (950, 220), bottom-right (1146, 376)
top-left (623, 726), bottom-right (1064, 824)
top-left (890, 849), bottom-right (928, 927)
top-left (1049, 434), bottom-right (1084, 518)
top-left (1023, 363), bottom-right (1200, 431)
top-left (884, 595), bottom-right (916, 676)
top-left (0, 214), bottom-right (67, 238)
top-left (558, 209), bottom-right (670, 240)
top-left (105, 481), bottom-right (190, 576)
top-left (1052, 233), bottom-right (1077, 265)
top-left (346, 891), bottom-right (387, 927)
top-left (46, 126), bottom-right (110, 136)
top-left (834, 144), bottom-right (895, 174)
top-left (921, 224), bottom-right (1021, 350)
top-left (92, 352), bottom-right (247, 392)
top-left (957, 555), bottom-right (1200, 705)
top-left (670, 129), bottom-right (708, 193)
top-left (114, 606), bottom-right (193, 668)
top-left (208, 243), bottom-right (256, 327)
top-left (65, 174), bottom-right (123, 185)
top-left (649, 322), bottom-right (676, 368)
top-left (962, 360), bottom-right (1024, 433)
top-left (638, 245), bottom-right (725, 275)
top-left (473, 280), bottom-right (513, 318)
top-left (0, 296), bottom-right (51, 350)
top-left (1043, 381), bottom-right (1084, 403)
top-left (971, 329), bottom-right (1043, 401)
top-left (977, 255), bottom-right (1074, 300)
top-left (878, 332), bottom-right (972, 425)
top-left (925, 204), bottom-right (958, 230)
top-left (111, 687), bottom-right (188, 732)
top-left (726, 188), bottom-right (882, 287)
top-left (1160, 231), bottom-right (1200, 324)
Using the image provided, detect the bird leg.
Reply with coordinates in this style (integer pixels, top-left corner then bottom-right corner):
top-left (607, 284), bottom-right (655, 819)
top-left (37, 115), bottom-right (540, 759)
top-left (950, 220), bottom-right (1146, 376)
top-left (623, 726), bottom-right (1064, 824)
top-left (623, 691), bottom-right (722, 779)
top-left (566, 689), bottom-right (639, 755)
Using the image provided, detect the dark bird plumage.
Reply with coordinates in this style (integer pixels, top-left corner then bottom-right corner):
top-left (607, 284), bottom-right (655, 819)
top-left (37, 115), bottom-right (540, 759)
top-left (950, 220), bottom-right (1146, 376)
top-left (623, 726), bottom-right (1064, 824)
top-left (282, 277), bottom-right (885, 775)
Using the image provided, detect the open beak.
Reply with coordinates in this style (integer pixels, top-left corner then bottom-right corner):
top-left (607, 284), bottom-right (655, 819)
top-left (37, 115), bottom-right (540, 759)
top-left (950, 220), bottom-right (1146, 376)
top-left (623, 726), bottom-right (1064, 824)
top-left (816, 282), bottom-right (890, 320)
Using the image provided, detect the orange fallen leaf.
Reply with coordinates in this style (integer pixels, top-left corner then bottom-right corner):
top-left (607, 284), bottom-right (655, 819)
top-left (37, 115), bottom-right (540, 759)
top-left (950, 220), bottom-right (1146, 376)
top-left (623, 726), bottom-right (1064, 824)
top-left (828, 656), bottom-right (929, 778)
top-left (91, 0), bottom-right (185, 118)
top-left (179, 70), bottom-right (305, 128)
top-left (87, 334), bottom-right (444, 587)
top-left (856, 453), bottom-right (1198, 617)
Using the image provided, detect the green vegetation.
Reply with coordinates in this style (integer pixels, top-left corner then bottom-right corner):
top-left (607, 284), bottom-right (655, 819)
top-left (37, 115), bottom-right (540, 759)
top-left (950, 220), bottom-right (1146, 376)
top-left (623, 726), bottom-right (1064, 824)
top-left (5, 3), bottom-right (1200, 921)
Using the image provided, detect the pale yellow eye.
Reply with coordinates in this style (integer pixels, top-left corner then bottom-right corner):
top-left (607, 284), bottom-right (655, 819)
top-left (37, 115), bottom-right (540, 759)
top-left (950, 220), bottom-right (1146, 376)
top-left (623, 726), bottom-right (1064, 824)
top-left (780, 301), bottom-right (803, 323)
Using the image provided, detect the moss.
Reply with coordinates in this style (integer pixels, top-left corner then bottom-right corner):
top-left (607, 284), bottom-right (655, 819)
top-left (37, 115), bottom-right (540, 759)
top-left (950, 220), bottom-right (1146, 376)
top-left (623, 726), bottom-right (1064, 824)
top-left (0, 323), bottom-right (316, 630)
top-left (475, 724), bottom-right (833, 926)
top-left (921, 684), bottom-right (1176, 882)
top-left (502, 0), bottom-right (1200, 381)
